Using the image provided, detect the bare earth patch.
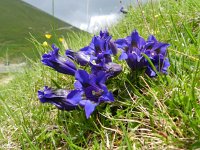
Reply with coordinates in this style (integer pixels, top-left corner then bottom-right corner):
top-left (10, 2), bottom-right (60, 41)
top-left (0, 63), bottom-right (26, 73)
top-left (0, 76), bottom-right (14, 85)
top-left (0, 63), bottom-right (26, 85)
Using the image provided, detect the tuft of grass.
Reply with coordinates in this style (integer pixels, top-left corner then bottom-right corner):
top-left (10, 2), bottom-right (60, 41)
top-left (0, 0), bottom-right (200, 149)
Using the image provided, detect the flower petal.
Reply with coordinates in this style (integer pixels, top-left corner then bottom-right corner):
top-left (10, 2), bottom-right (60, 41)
top-left (84, 100), bottom-right (98, 119)
top-left (104, 62), bottom-right (122, 78)
top-left (67, 90), bottom-right (82, 105)
top-left (65, 49), bottom-right (75, 60)
top-left (75, 51), bottom-right (90, 66)
top-left (109, 41), bottom-right (118, 55)
top-left (131, 30), bottom-right (146, 49)
top-left (161, 58), bottom-right (170, 74)
top-left (99, 91), bottom-right (114, 102)
top-left (75, 69), bottom-right (90, 84)
top-left (145, 66), bottom-right (156, 77)
top-left (119, 51), bottom-right (128, 60)
top-left (147, 35), bottom-right (157, 42)
top-left (95, 71), bottom-right (107, 85)
top-left (74, 80), bottom-right (83, 89)
top-left (115, 38), bottom-right (128, 49)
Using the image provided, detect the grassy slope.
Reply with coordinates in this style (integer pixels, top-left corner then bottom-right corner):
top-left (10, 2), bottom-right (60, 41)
top-left (0, 0), bottom-right (200, 149)
top-left (0, 0), bottom-right (84, 63)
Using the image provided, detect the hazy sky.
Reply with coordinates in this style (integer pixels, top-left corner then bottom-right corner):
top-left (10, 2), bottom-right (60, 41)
top-left (22, 0), bottom-right (142, 32)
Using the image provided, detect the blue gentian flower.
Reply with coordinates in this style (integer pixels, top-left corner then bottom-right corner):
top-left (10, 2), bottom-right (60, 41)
top-left (66, 49), bottom-right (90, 66)
top-left (80, 30), bottom-right (118, 64)
top-left (69, 70), bottom-right (114, 118)
top-left (115, 30), bottom-right (170, 77)
top-left (144, 35), bottom-right (170, 76)
top-left (145, 55), bottom-right (170, 77)
top-left (42, 45), bottom-right (77, 75)
top-left (38, 86), bottom-right (78, 110)
top-left (90, 62), bottom-right (122, 79)
top-left (115, 30), bottom-right (148, 71)
top-left (65, 30), bottom-right (121, 79)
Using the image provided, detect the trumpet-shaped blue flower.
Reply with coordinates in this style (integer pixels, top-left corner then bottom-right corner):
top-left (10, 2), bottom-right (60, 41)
top-left (69, 70), bottom-right (114, 118)
top-left (144, 35), bottom-right (170, 76)
top-left (65, 49), bottom-right (90, 66)
top-left (42, 45), bottom-right (77, 75)
top-left (90, 62), bottom-right (122, 79)
top-left (115, 30), bottom-right (147, 65)
top-left (65, 30), bottom-right (121, 79)
top-left (80, 30), bottom-right (118, 65)
top-left (115, 30), bottom-right (170, 77)
top-left (38, 86), bottom-right (79, 110)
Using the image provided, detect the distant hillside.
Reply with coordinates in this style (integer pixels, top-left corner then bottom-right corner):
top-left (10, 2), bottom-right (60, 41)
top-left (0, 0), bottom-right (85, 63)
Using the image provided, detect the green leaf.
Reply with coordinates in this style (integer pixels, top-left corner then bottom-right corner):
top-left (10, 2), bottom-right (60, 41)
top-left (51, 79), bottom-right (62, 89)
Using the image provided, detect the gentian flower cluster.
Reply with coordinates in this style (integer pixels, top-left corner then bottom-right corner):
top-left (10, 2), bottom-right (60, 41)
top-left (115, 30), bottom-right (170, 77)
top-left (38, 30), bottom-right (170, 119)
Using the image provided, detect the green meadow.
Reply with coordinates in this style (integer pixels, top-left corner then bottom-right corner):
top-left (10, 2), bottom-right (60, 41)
top-left (0, 0), bottom-right (200, 149)
top-left (0, 0), bottom-right (84, 63)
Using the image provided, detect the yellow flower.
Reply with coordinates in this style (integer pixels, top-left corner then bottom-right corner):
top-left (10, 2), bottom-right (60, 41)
top-left (42, 41), bottom-right (48, 47)
top-left (59, 37), bottom-right (64, 42)
top-left (45, 34), bottom-right (52, 39)
top-left (156, 30), bottom-right (160, 33)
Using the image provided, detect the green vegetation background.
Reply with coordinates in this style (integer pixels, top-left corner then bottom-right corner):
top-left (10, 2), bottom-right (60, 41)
top-left (0, 0), bottom-right (199, 149)
top-left (0, 0), bottom-right (84, 63)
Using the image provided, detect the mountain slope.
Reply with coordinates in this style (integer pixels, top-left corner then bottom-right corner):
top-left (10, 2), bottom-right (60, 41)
top-left (0, 0), bottom-right (84, 63)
